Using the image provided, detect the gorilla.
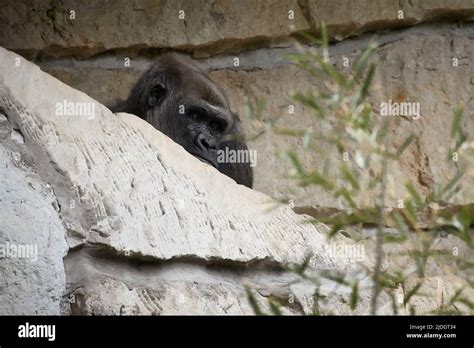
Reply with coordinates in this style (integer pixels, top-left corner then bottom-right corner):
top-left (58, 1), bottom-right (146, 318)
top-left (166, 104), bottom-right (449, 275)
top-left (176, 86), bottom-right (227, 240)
top-left (111, 53), bottom-right (253, 188)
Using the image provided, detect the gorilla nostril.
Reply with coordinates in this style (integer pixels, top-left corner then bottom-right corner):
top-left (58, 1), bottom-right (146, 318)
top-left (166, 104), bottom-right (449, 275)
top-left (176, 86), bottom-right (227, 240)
top-left (202, 138), bottom-right (210, 149)
top-left (195, 133), bottom-right (215, 152)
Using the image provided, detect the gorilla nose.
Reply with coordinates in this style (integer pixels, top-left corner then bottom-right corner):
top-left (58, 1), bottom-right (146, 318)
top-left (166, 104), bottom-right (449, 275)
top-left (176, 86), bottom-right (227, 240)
top-left (195, 133), bottom-right (216, 152)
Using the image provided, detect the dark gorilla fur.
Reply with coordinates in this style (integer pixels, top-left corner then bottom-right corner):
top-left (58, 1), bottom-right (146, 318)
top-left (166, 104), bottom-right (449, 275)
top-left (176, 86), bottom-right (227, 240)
top-left (110, 53), bottom-right (253, 188)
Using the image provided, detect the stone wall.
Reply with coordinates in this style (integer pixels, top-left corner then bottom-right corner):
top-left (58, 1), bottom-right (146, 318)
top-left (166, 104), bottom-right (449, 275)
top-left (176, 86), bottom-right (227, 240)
top-left (0, 0), bottom-right (473, 315)
top-left (1, 0), bottom-right (473, 213)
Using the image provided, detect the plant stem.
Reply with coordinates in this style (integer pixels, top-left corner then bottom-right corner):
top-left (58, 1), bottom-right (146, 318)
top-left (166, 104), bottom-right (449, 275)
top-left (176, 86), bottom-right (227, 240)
top-left (371, 156), bottom-right (388, 315)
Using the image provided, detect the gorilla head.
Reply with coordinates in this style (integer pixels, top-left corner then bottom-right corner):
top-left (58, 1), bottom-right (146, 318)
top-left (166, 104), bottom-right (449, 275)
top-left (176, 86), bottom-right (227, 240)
top-left (111, 53), bottom-right (253, 188)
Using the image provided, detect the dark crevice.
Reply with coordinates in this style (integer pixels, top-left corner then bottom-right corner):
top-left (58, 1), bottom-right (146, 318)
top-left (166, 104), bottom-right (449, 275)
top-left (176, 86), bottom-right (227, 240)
top-left (73, 243), bottom-right (286, 271)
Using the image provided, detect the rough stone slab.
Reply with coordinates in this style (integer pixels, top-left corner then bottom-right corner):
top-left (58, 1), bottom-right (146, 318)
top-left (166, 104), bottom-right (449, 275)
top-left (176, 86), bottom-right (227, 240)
top-left (64, 245), bottom-right (375, 315)
top-left (1, 44), bottom-right (365, 314)
top-left (301, 0), bottom-right (474, 40)
top-left (0, 143), bottom-right (68, 314)
top-left (0, 46), bottom-right (342, 267)
top-left (0, 0), bottom-right (309, 58)
top-left (403, 275), bottom-right (474, 314)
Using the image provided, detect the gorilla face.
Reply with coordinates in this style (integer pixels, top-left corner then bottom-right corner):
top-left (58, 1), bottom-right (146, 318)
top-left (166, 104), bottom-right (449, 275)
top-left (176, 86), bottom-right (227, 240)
top-left (134, 55), bottom-right (235, 168)
top-left (111, 53), bottom-right (253, 188)
top-left (176, 103), bottom-right (229, 168)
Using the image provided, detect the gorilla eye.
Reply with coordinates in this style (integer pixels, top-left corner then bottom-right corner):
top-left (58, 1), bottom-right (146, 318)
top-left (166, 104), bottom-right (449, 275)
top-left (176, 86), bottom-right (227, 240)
top-left (149, 83), bottom-right (166, 105)
top-left (210, 121), bottom-right (220, 131)
top-left (187, 110), bottom-right (204, 122)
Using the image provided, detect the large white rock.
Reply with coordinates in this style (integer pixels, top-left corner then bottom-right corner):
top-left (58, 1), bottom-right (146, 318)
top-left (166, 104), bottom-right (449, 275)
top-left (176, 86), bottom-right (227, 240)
top-left (1, 46), bottom-right (367, 315)
top-left (0, 145), bottom-right (68, 314)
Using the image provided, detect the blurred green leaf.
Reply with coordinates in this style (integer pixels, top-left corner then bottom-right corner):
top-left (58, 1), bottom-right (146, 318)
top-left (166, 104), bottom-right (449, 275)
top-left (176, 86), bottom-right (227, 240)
top-left (273, 127), bottom-right (307, 137)
top-left (388, 292), bottom-right (399, 315)
top-left (354, 63), bottom-right (375, 106)
top-left (285, 150), bottom-right (305, 176)
top-left (296, 30), bottom-right (323, 45)
top-left (450, 107), bottom-right (467, 156)
top-left (405, 181), bottom-right (425, 208)
top-left (336, 187), bottom-right (358, 209)
top-left (269, 299), bottom-right (283, 315)
top-left (404, 282), bottom-right (422, 305)
top-left (293, 92), bottom-right (324, 118)
top-left (350, 280), bottom-right (359, 310)
top-left (303, 171), bottom-right (335, 190)
top-left (245, 287), bottom-right (265, 316)
top-left (340, 163), bottom-right (360, 190)
top-left (440, 172), bottom-right (464, 201)
top-left (459, 206), bottom-right (472, 229)
top-left (320, 271), bottom-right (350, 286)
top-left (403, 199), bottom-right (418, 229)
top-left (352, 44), bottom-right (375, 82)
top-left (353, 104), bottom-right (372, 129)
top-left (320, 21), bottom-right (329, 48)
top-left (290, 253), bottom-right (313, 278)
top-left (395, 133), bottom-right (415, 159)
top-left (315, 54), bottom-right (348, 89)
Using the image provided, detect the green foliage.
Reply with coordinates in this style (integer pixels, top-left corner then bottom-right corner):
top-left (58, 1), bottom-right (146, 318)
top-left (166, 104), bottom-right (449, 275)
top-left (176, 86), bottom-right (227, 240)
top-left (244, 22), bottom-right (473, 315)
top-left (350, 280), bottom-right (359, 311)
top-left (245, 286), bottom-right (265, 316)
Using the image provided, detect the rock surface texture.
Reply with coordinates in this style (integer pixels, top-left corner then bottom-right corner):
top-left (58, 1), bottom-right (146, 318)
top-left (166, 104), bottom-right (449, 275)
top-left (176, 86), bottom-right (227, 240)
top-left (2, 0), bottom-right (474, 58)
top-left (0, 47), bottom-right (362, 315)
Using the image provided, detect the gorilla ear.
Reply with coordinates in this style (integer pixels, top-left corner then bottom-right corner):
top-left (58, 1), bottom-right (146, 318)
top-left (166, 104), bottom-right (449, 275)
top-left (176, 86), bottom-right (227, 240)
top-left (148, 82), bottom-right (167, 107)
